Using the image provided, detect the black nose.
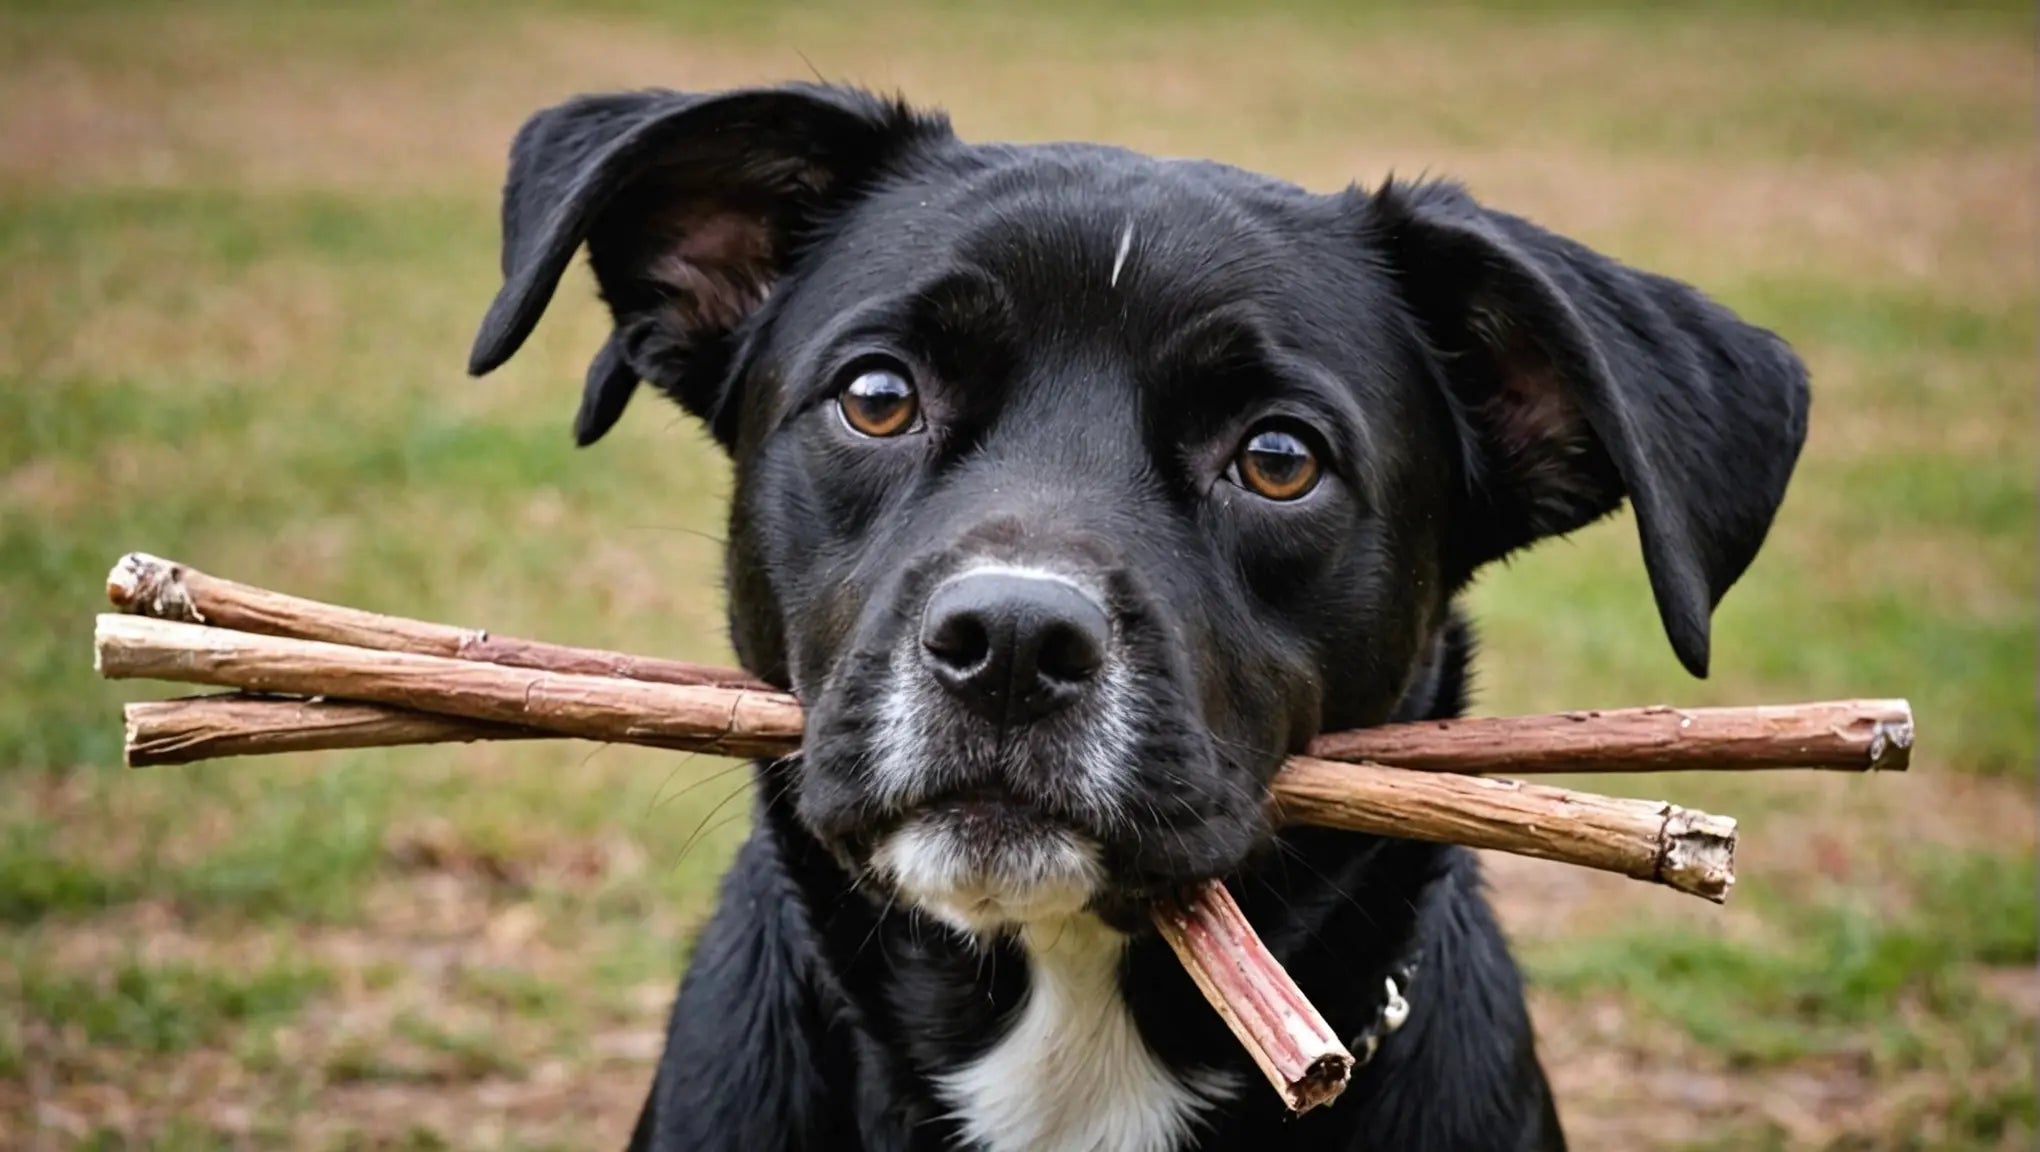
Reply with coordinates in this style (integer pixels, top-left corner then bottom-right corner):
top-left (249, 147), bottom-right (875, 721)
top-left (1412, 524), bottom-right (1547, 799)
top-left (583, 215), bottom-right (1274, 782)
top-left (919, 571), bottom-right (1110, 725)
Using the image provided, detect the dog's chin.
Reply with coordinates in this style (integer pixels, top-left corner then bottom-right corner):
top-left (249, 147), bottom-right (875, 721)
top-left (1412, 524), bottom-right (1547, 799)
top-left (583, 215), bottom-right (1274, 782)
top-left (868, 802), bottom-right (1105, 937)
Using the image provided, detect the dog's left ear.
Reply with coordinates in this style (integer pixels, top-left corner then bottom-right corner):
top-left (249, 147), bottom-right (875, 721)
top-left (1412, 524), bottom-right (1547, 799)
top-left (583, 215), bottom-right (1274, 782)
top-left (1370, 179), bottom-right (1810, 677)
top-left (468, 85), bottom-right (946, 448)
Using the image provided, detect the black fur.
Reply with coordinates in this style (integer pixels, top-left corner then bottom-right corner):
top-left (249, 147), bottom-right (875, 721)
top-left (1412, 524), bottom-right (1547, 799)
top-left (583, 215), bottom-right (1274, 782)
top-left (470, 85), bottom-right (1810, 1152)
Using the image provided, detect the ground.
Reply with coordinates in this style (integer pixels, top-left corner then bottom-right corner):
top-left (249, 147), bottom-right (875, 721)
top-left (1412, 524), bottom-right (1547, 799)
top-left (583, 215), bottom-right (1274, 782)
top-left (1, 1), bottom-right (2033, 1148)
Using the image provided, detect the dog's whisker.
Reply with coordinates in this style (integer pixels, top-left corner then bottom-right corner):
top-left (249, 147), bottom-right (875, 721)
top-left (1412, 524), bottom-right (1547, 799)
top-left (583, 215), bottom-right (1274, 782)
top-left (662, 778), bottom-right (756, 877)
top-left (615, 522), bottom-right (729, 546)
top-left (1271, 838), bottom-right (1378, 932)
top-left (645, 754), bottom-right (753, 816)
top-left (853, 888), bottom-right (901, 968)
top-left (642, 748), bottom-right (699, 812)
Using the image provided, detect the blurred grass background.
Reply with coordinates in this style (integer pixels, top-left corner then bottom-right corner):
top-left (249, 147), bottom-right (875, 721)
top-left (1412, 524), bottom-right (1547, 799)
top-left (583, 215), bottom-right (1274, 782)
top-left (0, 1), bottom-right (2033, 1148)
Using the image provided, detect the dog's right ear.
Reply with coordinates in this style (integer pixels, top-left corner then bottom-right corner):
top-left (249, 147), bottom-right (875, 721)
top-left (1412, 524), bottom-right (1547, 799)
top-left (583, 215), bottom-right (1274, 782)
top-left (468, 85), bottom-right (946, 448)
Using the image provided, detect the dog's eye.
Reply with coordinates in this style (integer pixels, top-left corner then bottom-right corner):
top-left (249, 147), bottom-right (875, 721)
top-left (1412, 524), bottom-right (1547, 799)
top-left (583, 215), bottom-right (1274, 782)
top-left (837, 365), bottom-right (921, 438)
top-left (1230, 423), bottom-right (1322, 501)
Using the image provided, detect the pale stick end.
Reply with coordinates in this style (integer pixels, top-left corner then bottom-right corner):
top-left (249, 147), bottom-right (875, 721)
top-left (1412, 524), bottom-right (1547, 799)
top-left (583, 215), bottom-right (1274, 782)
top-left (1658, 807), bottom-right (1738, 903)
top-left (1285, 1051), bottom-right (1355, 1113)
top-left (93, 613), bottom-right (122, 678)
top-left (121, 704), bottom-right (144, 770)
top-left (106, 552), bottom-right (147, 607)
top-left (1866, 699), bottom-right (1915, 773)
top-left (94, 612), bottom-right (172, 681)
top-left (105, 552), bottom-right (204, 623)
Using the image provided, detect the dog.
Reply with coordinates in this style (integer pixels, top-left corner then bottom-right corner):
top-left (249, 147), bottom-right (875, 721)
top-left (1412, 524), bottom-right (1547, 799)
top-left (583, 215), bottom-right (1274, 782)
top-left (467, 84), bottom-right (1809, 1151)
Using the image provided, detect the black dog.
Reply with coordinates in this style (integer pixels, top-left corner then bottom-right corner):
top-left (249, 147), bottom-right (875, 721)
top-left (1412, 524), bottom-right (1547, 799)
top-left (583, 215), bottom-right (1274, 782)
top-left (468, 84), bottom-right (1808, 1152)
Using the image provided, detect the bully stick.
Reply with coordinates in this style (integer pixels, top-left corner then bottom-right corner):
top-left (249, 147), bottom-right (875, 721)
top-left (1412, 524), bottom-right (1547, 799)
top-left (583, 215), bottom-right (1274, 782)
top-left (1154, 881), bottom-right (1354, 1111)
top-left (97, 613), bottom-right (1739, 901)
top-left (107, 556), bottom-right (1909, 777)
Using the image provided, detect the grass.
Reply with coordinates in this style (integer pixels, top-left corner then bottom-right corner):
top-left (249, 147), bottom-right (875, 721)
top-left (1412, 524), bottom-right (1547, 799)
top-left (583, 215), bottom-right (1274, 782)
top-left (0, 0), bottom-right (2031, 1148)
top-left (1530, 852), bottom-right (2037, 1063)
top-left (11, 954), bottom-right (332, 1055)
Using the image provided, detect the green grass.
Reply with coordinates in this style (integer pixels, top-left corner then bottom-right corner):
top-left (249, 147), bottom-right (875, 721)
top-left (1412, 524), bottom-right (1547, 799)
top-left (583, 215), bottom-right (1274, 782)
top-left (1531, 852), bottom-right (2037, 1063)
top-left (1532, 852), bottom-right (2038, 1148)
top-left (11, 953), bottom-right (332, 1054)
top-left (0, 0), bottom-right (2030, 1146)
top-left (0, 820), bottom-right (134, 924)
top-left (455, 965), bottom-right (568, 1018)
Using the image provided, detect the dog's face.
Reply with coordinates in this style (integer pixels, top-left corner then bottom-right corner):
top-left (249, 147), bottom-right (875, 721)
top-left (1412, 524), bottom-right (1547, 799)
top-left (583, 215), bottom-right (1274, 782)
top-left (471, 86), bottom-right (1808, 934)
top-left (742, 161), bottom-right (1457, 930)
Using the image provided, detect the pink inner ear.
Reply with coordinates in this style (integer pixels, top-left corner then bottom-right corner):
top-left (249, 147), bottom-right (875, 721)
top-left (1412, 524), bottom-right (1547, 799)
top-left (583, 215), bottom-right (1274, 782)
top-left (646, 199), bottom-right (778, 334)
top-left (1464, 312), bottom-right (1583, 458)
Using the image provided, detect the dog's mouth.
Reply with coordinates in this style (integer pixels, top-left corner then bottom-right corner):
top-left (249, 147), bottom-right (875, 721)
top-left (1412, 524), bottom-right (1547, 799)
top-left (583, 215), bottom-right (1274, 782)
top-left (865, 787), bottom-right (1109, 935)
top-left (799, 560), bottom-right (1285, 934)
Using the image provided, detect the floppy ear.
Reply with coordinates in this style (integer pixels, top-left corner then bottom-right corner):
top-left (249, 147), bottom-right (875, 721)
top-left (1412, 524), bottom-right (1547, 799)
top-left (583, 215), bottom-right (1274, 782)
top-left (469, 85), bottom-right (946, 448)
top-left (1371, 179), bottom-right (1810, 678)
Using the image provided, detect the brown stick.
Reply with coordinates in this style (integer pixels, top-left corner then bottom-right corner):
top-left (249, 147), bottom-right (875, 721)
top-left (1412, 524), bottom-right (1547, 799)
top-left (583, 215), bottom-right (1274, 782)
top-left (1273, 756), bottom-right (1736, 902)
top-left (123, 696), bottom-right (546, 767)
top-left (1152, 881), bottom-right (1353, 1112)
top-left (97, 614), bottom-right (804, 760)
top-left (98, 614), bottom-right (1739, 900)
top-left (107, 552), bottom-right (768, 691)
top-left (126, 691), bottom-right (1913, 780)
top-left (1305, 700), bottom-right (1912, 774)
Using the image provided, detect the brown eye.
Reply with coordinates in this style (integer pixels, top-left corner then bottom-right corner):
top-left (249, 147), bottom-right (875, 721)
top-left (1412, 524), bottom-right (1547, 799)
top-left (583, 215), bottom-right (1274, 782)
top-left (837, 366), bottom-right (920, 438)
top-left (1232, 425), bottom-right (1321, 501)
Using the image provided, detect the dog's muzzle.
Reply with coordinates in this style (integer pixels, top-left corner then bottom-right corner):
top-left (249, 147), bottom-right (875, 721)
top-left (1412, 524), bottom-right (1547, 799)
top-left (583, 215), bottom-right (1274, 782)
top-left (866, 568), bottom-right (1123, 931)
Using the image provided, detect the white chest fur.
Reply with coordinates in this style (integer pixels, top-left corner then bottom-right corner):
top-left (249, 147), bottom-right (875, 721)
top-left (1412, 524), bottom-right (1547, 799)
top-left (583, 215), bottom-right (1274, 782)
top-left (934, 916), bottom-right (1234, 1152)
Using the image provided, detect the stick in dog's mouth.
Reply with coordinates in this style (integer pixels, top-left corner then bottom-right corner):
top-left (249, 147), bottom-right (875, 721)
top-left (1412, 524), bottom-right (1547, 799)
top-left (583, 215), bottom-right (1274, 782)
top-left (93, 552), bottom-right (1915, 1115)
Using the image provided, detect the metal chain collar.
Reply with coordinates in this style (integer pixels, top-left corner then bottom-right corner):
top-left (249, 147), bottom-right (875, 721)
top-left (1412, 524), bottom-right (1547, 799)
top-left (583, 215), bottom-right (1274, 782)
top-left (1349, 960), bottom-right (1417, 1067)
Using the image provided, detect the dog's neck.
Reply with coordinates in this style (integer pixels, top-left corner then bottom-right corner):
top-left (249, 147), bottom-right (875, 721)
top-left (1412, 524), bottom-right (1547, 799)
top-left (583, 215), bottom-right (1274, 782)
top-left (933, 916), bottom-right (1240, 1152)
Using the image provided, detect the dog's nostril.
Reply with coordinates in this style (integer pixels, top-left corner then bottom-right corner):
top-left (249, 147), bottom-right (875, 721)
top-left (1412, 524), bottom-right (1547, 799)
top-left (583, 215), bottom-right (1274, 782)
top-left (919, 570), bottom-right (1111, 724)
top-left (923, 608), bottom-right (993, 673)
top-left (1036, 615), bottom-right (1105, 684)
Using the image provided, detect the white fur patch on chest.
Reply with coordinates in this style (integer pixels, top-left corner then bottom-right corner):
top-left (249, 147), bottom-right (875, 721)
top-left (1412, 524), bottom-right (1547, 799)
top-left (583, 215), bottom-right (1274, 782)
top-left (934, 916), bottom-right (1235, 1152)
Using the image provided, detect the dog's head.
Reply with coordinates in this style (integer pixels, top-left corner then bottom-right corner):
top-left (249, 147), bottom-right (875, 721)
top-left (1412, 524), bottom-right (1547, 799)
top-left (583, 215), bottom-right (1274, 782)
top-left (471, 85), bottom-right (1808, 935)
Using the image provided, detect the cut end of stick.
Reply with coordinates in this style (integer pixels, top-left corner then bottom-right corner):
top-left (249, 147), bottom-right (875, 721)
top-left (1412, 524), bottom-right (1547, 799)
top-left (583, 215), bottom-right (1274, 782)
top-left (1152, 882), bottom-right (1354, 1113)
top-left (121, 705), bottom-right (141, 769)
top-left (1866, 700), bottom-right (1915, 772)
top-left (107, 552), bottom-right (205, 624)
top-left (1291, 1052), bottom-right (1357, 1113)
top-left (1656, 807), bottom-right (1738, 903)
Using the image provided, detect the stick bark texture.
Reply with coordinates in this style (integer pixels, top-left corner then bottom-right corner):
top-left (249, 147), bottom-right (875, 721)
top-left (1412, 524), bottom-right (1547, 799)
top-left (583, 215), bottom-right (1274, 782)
top-left (98, 614), bottom-right (804, 760)
top-left (129, 693), bottom-right (1912, 779)
top-left (107, 552), bottom-right (768, 690)
top-left (123, 696), bottom-right (544, 767)
top-left (1305, 700), bottom-right (1912, 774)
top-left (1151, 881), bottom-right (1354, 1112)
top-left (1273, 756), bottom-right (1738, 902)
top-left (98, 613), bottom-right (1739, 900)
